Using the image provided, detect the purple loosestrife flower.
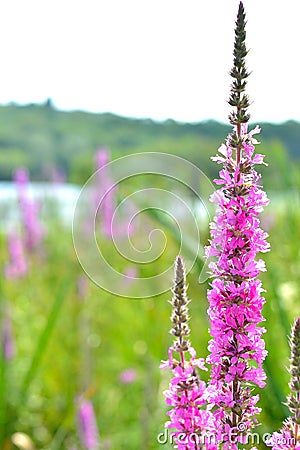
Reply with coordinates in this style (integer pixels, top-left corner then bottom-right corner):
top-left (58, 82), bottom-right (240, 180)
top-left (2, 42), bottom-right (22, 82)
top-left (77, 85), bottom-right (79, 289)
top-left (94, 148), bottom-right (116, 237)
top-left (94, 148), bottom-right (134, 238)
top-left (160, 256), bottom-right (217, 449)
top-left (205, 2), bottom-right (269, 443)
top-left (4, 232), bottom-right (28, 279)
top-left (267, 318), bottom-right (300, 450)
top-left (77, 398), bottom-right (100, 450)
top-left (14, 168), bottom-right (44, 252)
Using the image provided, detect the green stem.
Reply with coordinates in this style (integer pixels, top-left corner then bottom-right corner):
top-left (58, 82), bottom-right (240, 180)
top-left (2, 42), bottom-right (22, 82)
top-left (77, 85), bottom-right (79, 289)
top-left (236, 119), bottom-right (241, 165)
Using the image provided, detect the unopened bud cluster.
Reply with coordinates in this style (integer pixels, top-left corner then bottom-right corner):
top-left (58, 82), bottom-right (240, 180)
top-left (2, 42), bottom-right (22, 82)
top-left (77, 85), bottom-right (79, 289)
top-left (170, 256), bottom-right (190, 353)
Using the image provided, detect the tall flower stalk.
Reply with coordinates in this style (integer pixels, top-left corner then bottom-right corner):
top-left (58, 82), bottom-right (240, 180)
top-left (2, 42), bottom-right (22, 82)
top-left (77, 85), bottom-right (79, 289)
top-left (94, 147), bottom-right (134, 238)
top-left (160, 256), bottom-right (215, 449)
top-left (4, 232), bottom-right (28, 279)
top-left (287, 318), bottom-right (300, 442)
top-left (267, 318), bottom-right (300, 450)
top-left (94, 148), bottom-right (116, 237)
top-left (14, 168), bottom-right (44, 252)
top-left (205, 1), bottom-right (269, 443)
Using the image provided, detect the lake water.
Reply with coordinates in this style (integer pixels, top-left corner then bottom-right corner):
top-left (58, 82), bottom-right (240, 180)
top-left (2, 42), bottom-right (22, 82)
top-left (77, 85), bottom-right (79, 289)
top-left (0, 182), bottom-right (81, 230)
top-left (0, 181), bottom-right (298, 231)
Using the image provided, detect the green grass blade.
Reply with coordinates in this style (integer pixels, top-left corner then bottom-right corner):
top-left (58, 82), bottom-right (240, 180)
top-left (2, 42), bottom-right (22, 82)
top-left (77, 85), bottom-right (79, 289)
top-left (20, 278), bottom-right (71, 404)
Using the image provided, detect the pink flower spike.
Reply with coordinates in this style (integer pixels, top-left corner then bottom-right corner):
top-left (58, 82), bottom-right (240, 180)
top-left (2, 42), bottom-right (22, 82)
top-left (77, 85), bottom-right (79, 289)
top-left (13, 168), bottom-right (44, 252)
top-left (77, 398), bottom-right (100, 450)
top-left (160, 256), bottom-right (217, 446)
top-left (207, 118), bottom-right (269, 434)
top-left (4, 232), bottom-right (28, 279)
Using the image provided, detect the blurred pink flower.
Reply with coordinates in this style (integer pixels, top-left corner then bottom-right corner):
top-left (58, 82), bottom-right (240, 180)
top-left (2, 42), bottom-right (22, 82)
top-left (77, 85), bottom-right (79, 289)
top-left (119, 368), bottom-right (137, 384)
top-left (124, 266), bottom-right (137, 279)
top-left (14, 167), bottom-right (28, 185)
top-left (94, 148), bottom-right (134, 238)
top-left (123, 266), bottom-right (138, 288)
top-left (77, 275), bottom-right (89, 301)
top-left (77, 398), bottom-right (100, 450)
top-left (4, 232), bottom-right (28, 279)
top-left (14, 168), bottom-right (44, 252)
top-left (94, 148), bottom-right (115, 238)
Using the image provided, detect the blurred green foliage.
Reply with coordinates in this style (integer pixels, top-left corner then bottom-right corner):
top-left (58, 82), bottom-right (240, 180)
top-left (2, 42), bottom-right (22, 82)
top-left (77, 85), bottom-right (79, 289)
top-left (0, 102), bottom-right (299, 190)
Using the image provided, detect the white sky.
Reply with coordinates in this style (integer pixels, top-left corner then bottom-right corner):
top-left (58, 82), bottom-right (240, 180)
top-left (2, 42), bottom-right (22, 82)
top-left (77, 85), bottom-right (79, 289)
top-left (0, 0), bottom-right (299, 123)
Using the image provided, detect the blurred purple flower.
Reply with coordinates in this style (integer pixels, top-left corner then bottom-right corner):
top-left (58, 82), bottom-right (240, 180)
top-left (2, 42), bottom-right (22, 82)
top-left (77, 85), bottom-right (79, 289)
top-left (119, 368), bottom-right (137, 384)
top-left (124, 267), bottom-right (137, 279)
top-left (14, 167), bottom-right (44, 252)
top-left (4, 232), bottom-right (28, 279)
top-left (94, 148), bottom-right (135, 238)
top-left (123, 266), bottom-right (138, 288)
top-left (77, 275), bottom-right (89, 301)
top-left (14, 167), bottom-right (28, 185)
top-left (95, 148), bottom-right (109, 170)
top-left (94, 148), bottom-right (115, 237)
top-left (77, 398), bottom-right (100, 450)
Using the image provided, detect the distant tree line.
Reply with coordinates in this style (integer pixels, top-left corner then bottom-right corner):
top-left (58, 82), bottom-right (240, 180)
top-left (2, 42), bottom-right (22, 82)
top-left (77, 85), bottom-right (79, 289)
top-left (0, 103), bottom-right (299, 191)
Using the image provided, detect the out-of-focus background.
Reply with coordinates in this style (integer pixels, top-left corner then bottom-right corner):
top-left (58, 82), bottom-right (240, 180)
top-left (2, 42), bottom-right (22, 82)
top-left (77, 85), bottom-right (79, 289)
top-left (0, 1), bottom-right (300, 449)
